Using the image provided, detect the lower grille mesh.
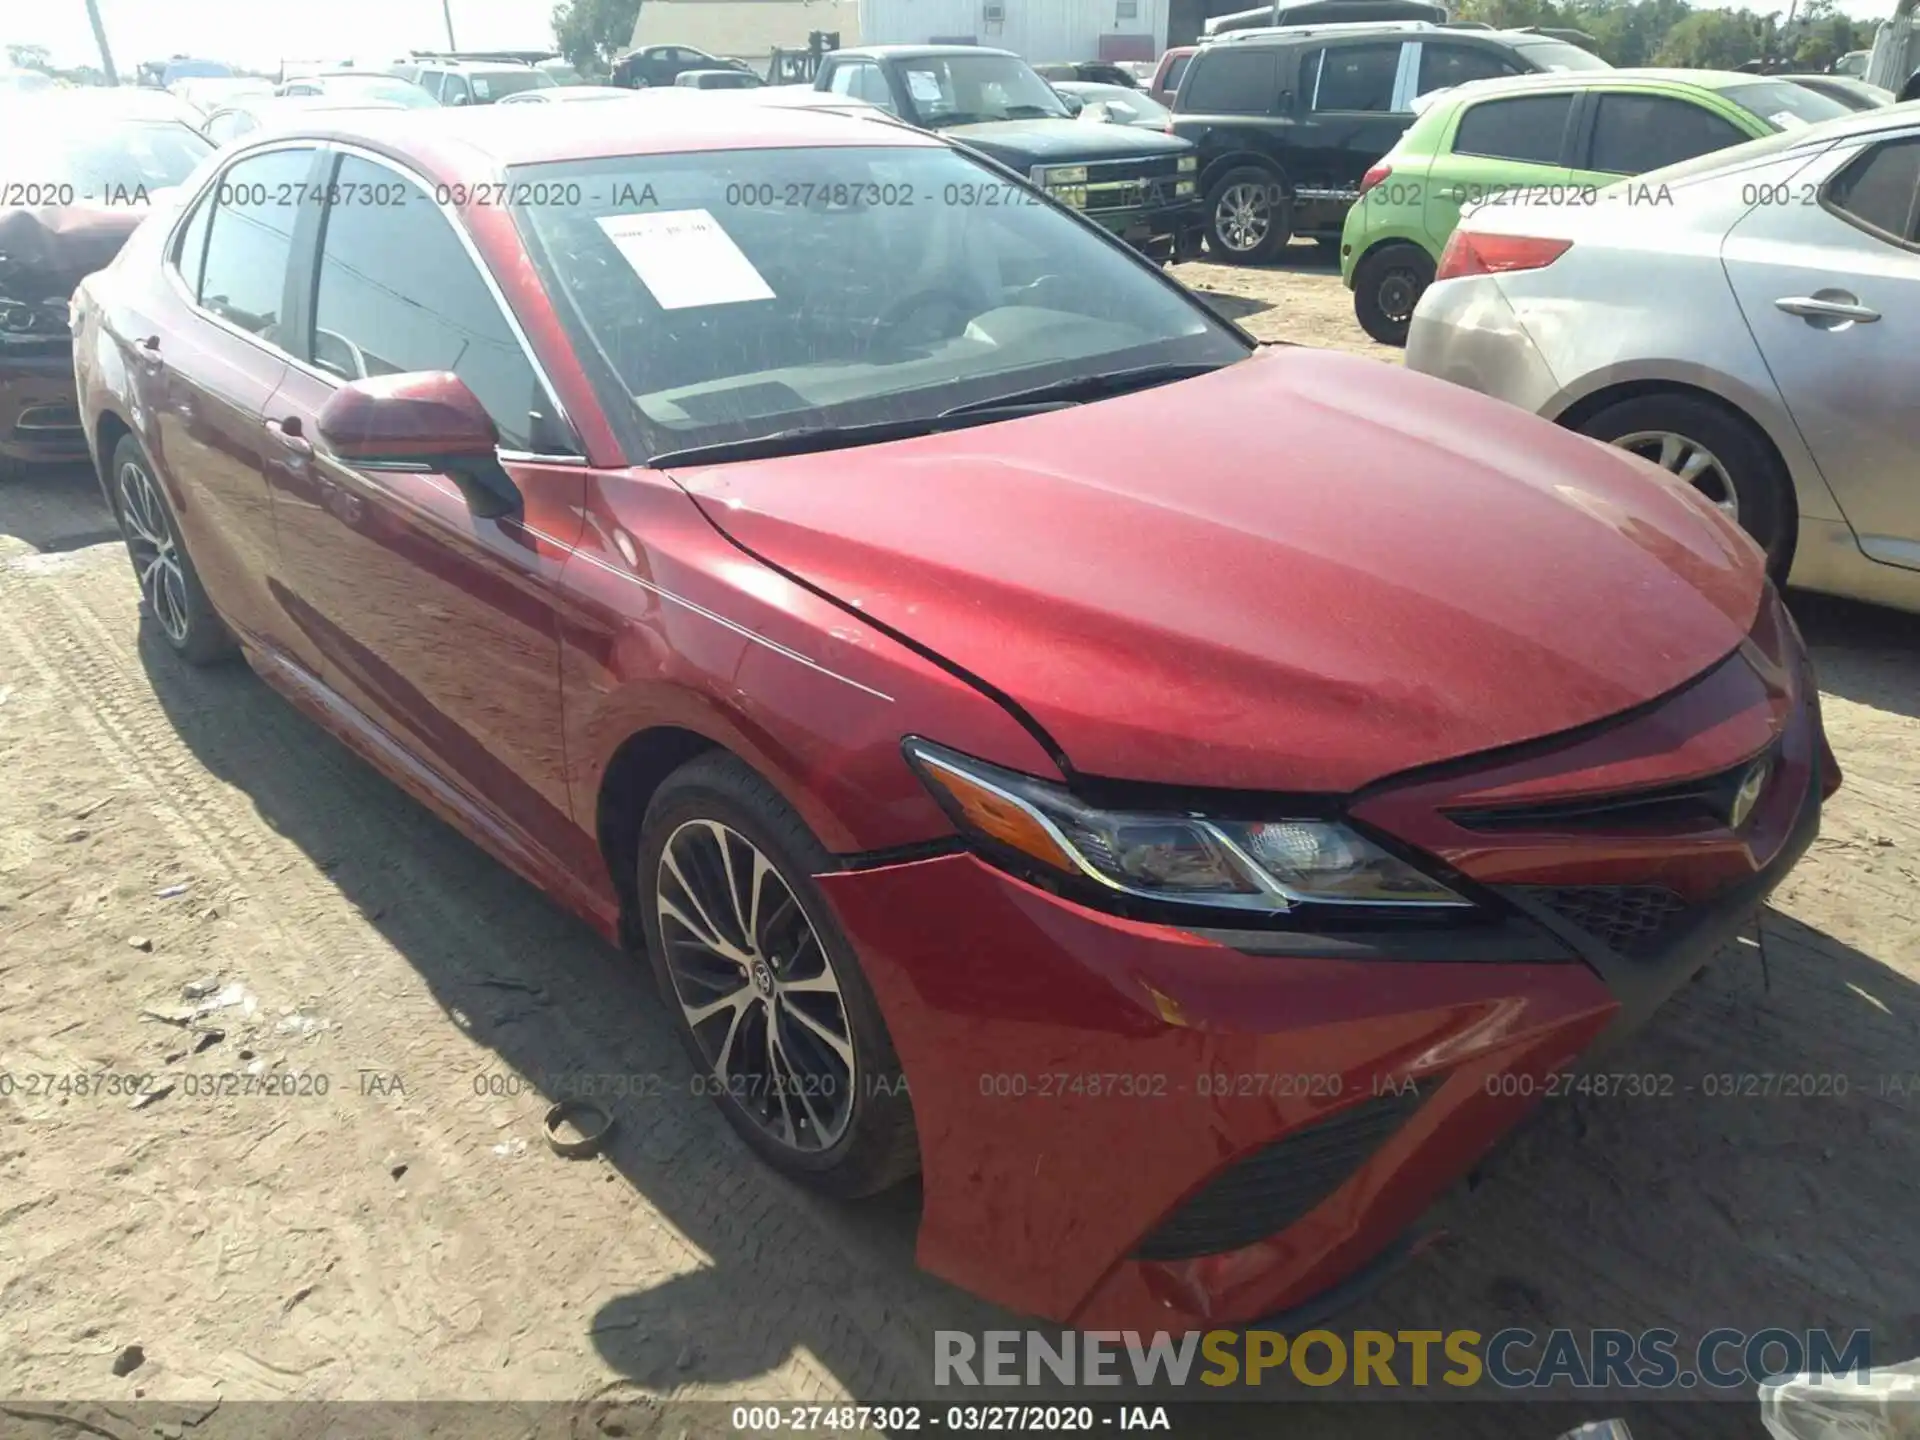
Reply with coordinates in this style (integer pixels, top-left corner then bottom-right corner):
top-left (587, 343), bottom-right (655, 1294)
top-left (1524, 885), bottom-right (1690, 958)
top-left (1133, 1083), bottom-right (1430, 1262)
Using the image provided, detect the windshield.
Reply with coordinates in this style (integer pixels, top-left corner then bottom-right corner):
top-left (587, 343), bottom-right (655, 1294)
top-left (1509, 39), bottom-right (1611, 72)
top-left (1, 122), bottom-right (212, 201)
top-left (897, 54), bottom-right (1070, 124)
top-left (471, 69), bottom-right (557, 100)
top-left (322, 75), bottom-right (439, 107)
top-left (1721, 80), bottom-right (1852, 129)
top-left (512, 144), bottom-right (1245, 459)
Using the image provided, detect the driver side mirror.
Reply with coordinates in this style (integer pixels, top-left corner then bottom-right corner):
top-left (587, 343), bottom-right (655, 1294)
top-left (1055, 88), bottom-right (1084, 115)
top-left (316, 371), bottom-right (522, 519)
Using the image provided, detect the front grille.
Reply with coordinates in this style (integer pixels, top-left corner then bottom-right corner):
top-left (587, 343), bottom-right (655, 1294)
top-left (1447, 748), bottom-right (1780, 835)
top-left (1523, 885), bottom-right (1689, 959)
top-left (1082, 155), bottom-right (1190, 215)
top-left (1133, 1083), bottom-right (1430, 1262)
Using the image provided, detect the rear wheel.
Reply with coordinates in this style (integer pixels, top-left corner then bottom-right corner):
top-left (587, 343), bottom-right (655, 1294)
top-left (1205, 166), bottom-right (1289, 263)
top-left (1352, 242), bottom-right (1434, 347)
top-left (638, 751), bottom-right (919, 1198)
top-left (1576, 393), bottom-right (1793, 577)
top-left (109, 435), bottom-right (236, 666)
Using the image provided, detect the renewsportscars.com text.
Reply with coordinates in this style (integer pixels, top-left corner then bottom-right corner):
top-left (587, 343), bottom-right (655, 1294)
top-left (934, 1327), bottom-right (1872, 1392)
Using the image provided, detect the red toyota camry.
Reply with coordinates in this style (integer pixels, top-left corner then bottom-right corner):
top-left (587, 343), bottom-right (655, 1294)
top-left (74, 97), bottom-right (1835, 1331)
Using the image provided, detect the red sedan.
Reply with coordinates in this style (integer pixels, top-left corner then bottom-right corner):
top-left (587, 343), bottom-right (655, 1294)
top-left (73, 99), bottom-right (1835, 1330)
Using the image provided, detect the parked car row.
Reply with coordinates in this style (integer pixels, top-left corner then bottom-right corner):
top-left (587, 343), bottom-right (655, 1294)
top-left (1339, 68), bottom-right (1854, 342)
top-left (44, 79), bottom-right (1838, 1340)
top-left (1407, 100), bottom-right (1920, 616)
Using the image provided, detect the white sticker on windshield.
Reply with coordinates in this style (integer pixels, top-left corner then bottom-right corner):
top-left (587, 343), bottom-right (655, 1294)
top-left (1770, 110), bottom-right (1808, 128)
top-left (595, 208), bottom-right (776, 310)
top-left (907, 71), bottom-right (945, 103)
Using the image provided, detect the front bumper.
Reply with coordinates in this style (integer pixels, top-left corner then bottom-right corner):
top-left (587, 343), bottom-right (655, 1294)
top-left (1087, 198), bottom-right (1206, 258)
top-left (817, 591), bottom-right (1828, 1330)
top-left (0, 348), bottom-right (86, 464)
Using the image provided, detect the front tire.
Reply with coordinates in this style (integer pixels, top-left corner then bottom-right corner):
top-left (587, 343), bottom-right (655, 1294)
top-left (1205, 166), bottom-right (1289, 264)
top-left (1352, 242), bottom-right (1435, 347)
top-left (1576, 394), bottom-right (1793, 577)
top-left (109, 435), bottom-right (236, 666)
top-left (638, 752), bottom-right (919, 1198)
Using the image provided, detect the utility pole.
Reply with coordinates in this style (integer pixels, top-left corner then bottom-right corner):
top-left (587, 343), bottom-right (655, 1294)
top-left (442, 0), bottom-right (458, 48)
top-left (84, 0), bottom-right (120, 84)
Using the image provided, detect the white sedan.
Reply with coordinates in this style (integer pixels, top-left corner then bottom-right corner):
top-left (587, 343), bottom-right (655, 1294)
top-left (1407, 105), bottom-right (1920, 615)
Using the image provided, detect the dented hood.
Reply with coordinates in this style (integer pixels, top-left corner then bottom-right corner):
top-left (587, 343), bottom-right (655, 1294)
top-left (0, 204), bottom-right (148, 298)
top-left (671, 347), bottom-right (1765, 793)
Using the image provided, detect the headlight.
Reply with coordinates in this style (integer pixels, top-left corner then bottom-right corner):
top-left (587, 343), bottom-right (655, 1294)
top-left (904, 738), bottom-right (1470, 913)
top-left (1175, 179), bottom-right (1195, 196)
top-left (1177, 155), bottom-right (1198, 173)
top-left (1033, 164), bottom-right (1089, 186)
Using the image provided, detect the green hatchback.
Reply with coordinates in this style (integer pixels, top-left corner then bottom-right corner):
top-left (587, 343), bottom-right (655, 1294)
top-left (1338, 70), bottom-right (1850, 345)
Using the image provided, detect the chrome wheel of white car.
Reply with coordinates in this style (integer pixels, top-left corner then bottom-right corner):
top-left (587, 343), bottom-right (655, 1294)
top-left (1611, 430), bottom-right (1739, 521)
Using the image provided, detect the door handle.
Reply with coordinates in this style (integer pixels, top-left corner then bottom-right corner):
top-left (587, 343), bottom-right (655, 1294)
top-left (134, 335), bottom-right (164, 369)
top-left (1775, 294), bottom-right (1880, 324)
top-left (264, 417), bottom-right (313, 458)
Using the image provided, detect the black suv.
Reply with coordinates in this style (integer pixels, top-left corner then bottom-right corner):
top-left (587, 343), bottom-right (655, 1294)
top-left (815, 46), bottom-right (1205, 259)
top-left (1172, 23), bottom-right (1609, 261)
top-left (613, 46), bottom-right (754, 88)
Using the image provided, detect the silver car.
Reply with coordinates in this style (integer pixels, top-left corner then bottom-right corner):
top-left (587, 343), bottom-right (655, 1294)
top-left (1406, 105), bottom-right (1920, 614)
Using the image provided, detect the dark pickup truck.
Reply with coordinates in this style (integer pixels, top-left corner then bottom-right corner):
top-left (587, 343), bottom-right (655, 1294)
top-left (813, 45), bottom-right (1205, 259)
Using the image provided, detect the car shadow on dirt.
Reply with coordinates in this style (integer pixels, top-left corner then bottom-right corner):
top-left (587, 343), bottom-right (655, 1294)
top-left (135, 617), bottom-right (1917, 1421)
top-left (1790, 590), bottom-right (1920, 721)
top-left (0, 461), bottom-right (121, 553)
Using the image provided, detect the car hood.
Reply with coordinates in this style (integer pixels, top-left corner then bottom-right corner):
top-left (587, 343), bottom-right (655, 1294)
top-left (0, 203), bottom-right (150, 299)
top-left (672, 347), bottom-right (1765, 793)
top-left (940, 118), bottom-right (1192, 164)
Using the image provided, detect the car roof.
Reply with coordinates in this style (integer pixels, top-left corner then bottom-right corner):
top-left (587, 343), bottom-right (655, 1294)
top-left (1430, 66), bottom-right (1815, 101)
top-left (827, 45), bottom-right (1019, 60)
top-left (241, 92), bottom-right (940, 176)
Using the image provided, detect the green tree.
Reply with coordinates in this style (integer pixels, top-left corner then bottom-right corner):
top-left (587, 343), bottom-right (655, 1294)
top-left (5, 43), bottom-right (53, 72)
top-left (1653, 8), bottom-right (1764, 66)
top-left (552, 0), bottom-right (640, 73)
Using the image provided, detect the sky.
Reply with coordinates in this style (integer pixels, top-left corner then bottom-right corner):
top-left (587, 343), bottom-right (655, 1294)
top-left (5, 0), bottom-right (1905, 73)
top-left (8, 0), bottom-right (573, 73)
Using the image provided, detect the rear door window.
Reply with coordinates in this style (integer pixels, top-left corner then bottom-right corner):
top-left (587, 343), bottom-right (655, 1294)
top-left (197, 148), bottom-right (314, 345)
top-left (1311, 43), bottom-right (1403, 113)
top-left (1181, 49), bottom-right (1280, 113)
top-left (1825, 135), bottom-right (1920, 245)
top-left (1586, 93), bottom-right (1751, 174)
top-left (1451, 92), bottom-right (1574, 164)
top-left (1163, 53), bottom-right (1191, 92)
top-left (1416, 43), bottom-right (1520, 98)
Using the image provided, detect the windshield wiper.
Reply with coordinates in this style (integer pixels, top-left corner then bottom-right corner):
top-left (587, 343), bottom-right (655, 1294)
top-left (644, 362), bottom-right (1235, 467)
top-left (937, 361), bottom-right (1232, 419)
top-left (645, 412), bottom-right (999, 468)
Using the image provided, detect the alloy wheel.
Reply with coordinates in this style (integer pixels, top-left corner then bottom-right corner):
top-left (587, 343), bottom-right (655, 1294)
top-left (656, 818), bottom-right (856, 1152)
top-left (117, 460), bottom-right (190, 643)
top-left (1610, 430), bottom-right (1739, 521)
top-left (1215, 183), bottom-right (1273, 253)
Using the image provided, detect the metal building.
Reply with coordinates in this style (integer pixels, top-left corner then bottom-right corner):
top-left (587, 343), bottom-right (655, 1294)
top-left (853, 0), bottom-right (1170, 62)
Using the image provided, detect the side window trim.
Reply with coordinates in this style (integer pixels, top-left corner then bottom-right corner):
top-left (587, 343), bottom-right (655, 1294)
top-left (304, 140), bottom-right (585, 460)
top-left (160, 141), bottom-right (330, 361)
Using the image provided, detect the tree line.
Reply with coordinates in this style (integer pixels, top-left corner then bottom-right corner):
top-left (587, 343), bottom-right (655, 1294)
top-left (1456, 0), bottom-right (1878, 70)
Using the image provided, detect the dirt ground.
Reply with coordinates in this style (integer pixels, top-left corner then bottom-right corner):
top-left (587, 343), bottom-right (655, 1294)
top-left (2, 249), bottom-right (1917, 1439)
